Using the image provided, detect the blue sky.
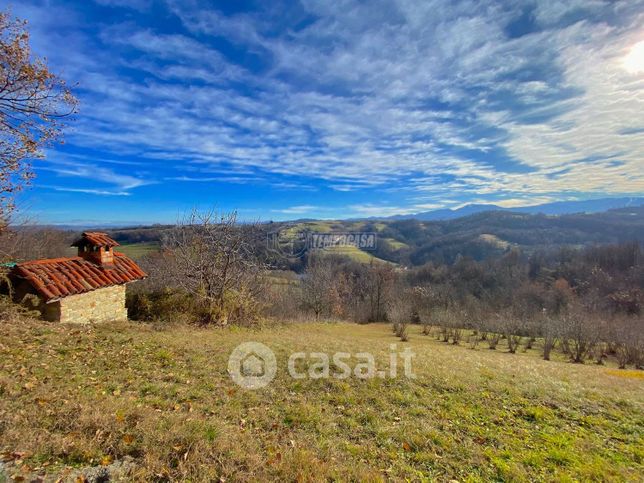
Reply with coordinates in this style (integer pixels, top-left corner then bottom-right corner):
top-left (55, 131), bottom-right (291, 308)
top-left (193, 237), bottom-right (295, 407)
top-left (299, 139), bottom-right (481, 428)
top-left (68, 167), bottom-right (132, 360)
top-left (6, 0), bottom-right (644, 224)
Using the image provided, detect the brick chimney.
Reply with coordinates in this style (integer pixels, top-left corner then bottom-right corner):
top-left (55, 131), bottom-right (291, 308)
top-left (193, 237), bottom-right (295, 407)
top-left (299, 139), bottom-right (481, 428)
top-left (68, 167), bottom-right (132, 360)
top-left (71, 232), bottom-right (120, 267)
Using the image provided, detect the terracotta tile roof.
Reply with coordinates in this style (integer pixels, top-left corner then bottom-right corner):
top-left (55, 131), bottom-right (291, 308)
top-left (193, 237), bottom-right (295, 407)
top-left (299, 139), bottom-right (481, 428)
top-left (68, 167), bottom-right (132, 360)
top-left (71, 232), bottom-right (120, 248)
top-left (10, 252), bottom-right (146, 303)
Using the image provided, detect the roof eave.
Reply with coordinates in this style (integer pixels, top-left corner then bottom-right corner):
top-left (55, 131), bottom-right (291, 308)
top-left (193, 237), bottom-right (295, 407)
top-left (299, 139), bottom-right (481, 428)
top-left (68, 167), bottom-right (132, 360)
top-left (43, 276), bottom-right (147, 303)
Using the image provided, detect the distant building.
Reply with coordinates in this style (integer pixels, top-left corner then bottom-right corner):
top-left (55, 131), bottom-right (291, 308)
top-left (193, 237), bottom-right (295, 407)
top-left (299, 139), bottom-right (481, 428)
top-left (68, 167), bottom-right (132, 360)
top-left (8, 232), bottom-right (146, 323)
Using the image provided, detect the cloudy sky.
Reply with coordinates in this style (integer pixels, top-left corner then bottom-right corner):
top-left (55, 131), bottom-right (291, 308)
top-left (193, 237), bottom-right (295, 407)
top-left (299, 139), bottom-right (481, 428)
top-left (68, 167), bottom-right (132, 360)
top-left (7, 0), bottom-right (644, 224)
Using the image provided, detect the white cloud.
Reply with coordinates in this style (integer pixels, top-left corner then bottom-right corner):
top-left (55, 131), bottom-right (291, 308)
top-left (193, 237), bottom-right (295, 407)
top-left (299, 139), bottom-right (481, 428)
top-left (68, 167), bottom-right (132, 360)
top-left (483, 18), bottom-right (644, 195)
top-left (47, 187), bottom-right (131, 196)
top-left (93, 0), bottom-right (151, 11)
top-left (16, 0), bottom-right (644, 210)
top-left (349, 203), bottom-right (420, 217)
top-left (36, 158), bottom-right (153, 194)
top-left (271, 205), bottom-right (318, 214)
top-left (166, 176), bottom-right (263, 184)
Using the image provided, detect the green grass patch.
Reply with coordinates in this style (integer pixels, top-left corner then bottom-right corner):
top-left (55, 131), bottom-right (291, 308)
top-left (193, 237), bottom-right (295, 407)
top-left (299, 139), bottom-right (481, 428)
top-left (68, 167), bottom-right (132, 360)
top-left (117, 242), bottom-right (160, 259)
top-left (0, 320), bottom-right (641, 481)
top-left (383, 237), bottom-right (409, 250)
top-left (320, 245), bottom-right (386, 263)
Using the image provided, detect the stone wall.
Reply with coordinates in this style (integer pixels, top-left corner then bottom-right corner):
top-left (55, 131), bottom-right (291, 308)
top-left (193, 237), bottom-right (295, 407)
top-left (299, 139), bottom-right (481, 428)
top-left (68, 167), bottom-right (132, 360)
top-left (57, 285), bottom-right (128, 324)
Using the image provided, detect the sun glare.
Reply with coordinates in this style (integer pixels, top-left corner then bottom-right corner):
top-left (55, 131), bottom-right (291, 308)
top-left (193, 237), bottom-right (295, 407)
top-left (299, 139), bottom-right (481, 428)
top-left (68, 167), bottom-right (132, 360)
top-left (623, 40), bottom-right (644, 73)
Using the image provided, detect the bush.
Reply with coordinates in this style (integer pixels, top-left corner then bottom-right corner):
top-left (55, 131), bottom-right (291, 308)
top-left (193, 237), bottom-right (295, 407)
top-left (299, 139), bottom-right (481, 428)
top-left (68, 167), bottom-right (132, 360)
top-left (126, 289), bottom-right (194, 323)
top-left (396, 324), bottom-right (409, 341)
top-left (388, 289), bottom-right (412, 341)
top-left (559, 305), bottom-right (600, 363)
top-left (0, 293), bottom-right (40, 321)
top-left (127, 286), bottom-right (264, 327)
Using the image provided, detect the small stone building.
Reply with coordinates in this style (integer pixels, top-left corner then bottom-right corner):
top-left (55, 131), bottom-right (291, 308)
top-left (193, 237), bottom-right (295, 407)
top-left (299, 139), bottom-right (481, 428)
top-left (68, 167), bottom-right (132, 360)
top-left (8, 232), bottom-right (146, 323)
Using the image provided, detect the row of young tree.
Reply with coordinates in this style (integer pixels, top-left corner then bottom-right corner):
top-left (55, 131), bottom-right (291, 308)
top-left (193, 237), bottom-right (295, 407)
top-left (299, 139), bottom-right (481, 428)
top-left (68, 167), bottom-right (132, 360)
top-left (276, 241), bottom-right (643, 368)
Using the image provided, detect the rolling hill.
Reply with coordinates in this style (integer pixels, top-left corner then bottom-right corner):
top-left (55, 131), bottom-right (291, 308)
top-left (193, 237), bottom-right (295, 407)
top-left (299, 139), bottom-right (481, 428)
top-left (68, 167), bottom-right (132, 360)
top-left (108, 205), bottom-right (644, 267)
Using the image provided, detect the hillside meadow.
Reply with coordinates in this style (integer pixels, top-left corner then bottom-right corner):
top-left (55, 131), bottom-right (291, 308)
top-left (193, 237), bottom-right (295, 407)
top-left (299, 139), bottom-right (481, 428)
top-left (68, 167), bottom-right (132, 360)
top-left (107, 206), bottom-right (644, 267)
top-left (0, 319), bottom-right (642, 481)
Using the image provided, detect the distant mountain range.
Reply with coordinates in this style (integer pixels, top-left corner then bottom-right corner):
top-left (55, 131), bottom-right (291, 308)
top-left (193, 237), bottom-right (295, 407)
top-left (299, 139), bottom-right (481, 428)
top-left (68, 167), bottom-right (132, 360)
top-left (106, 203), bottom-right (644, 267)
top-left (384, 197), bottom-right (644, 221)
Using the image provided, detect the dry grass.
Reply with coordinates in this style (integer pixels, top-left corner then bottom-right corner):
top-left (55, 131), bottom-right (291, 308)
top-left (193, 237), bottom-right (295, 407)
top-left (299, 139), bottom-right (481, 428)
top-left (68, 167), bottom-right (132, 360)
top-left (0, 319), bottom-right (642, 481)
top-left (117, 243), bottom-right (160, 260)
top-left (320, 245), bottom-right (385, 263)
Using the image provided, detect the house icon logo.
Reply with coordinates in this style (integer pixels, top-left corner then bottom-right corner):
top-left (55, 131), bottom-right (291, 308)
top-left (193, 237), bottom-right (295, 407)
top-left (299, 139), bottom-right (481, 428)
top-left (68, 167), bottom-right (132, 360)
top-left (228, 342), bottom-right (277, 389)
top-left (241, 352), bottom-right (266, 377)
top-left (266, 227), bottom-right (309, 260)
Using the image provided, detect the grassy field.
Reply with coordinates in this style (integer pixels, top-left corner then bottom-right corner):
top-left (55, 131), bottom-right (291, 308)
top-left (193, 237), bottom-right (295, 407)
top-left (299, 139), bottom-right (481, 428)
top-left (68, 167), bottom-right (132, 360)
top-left (383, 237), bottom-right (409, 250)
top-left (0, 320), bottom-right (642, 481)
top-left (117, 243), bottom-right (160, 260)
top-left (321, 245), bottom-right (388, 263)
top-left (279, 222), bottom-right (392, 264)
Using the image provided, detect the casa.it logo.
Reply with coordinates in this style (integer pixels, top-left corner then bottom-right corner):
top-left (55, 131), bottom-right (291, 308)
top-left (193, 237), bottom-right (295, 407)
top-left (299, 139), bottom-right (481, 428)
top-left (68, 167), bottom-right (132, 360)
top-left (227, 342), bottom-right (277, 390)
top-left (228, 342), bottom-right (415, 390)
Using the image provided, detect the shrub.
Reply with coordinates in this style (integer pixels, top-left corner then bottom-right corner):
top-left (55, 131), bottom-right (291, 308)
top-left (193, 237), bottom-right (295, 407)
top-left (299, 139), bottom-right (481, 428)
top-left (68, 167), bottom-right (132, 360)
top-left (126, 289), bottom-right (194, 323)
top-left (388, 289), bottom-right (412, 341)
top-left (560, 305), bottom-right (600, 363)
top-left (487, 333), bottom-right (500, 350)
top-left (396, 323), bottom-right (409, 341)
top-left (468, 333), bottom-right (479, 349)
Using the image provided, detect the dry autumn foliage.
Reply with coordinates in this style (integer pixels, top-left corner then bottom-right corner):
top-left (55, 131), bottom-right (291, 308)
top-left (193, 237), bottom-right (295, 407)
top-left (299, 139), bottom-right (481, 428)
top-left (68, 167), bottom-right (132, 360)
top-left (0, 11), bottom-right (77, 225)
top-left (1, 318), bottom-right (643, 481)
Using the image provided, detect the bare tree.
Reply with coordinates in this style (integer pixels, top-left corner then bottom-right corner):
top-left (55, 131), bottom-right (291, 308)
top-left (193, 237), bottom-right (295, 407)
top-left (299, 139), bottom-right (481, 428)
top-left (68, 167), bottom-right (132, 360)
top-left (163, 210), bottom-right (266, 325)
top-left (0, 224), bottom-right (74, 261)
top-left (301, 253), bottom-right (335, 320)
top-left (536, 310), bottom-right (559, 361)
top-left (480, 317), bottom-right (501, 350)
top-left (468, 332), bottom-right (480, 349)
top-left (497, 310), bottom-right (522, 354)
top-left (0, 12), bottom-right (77, 224)
top-left (388, 292), bottom-right (411, 341)
top-left (365, 261), bottom-right (396, 322)
top-left (559, 302), bottom-right (599, 363)
top-left (613, 315), bottom-right (644, 369)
